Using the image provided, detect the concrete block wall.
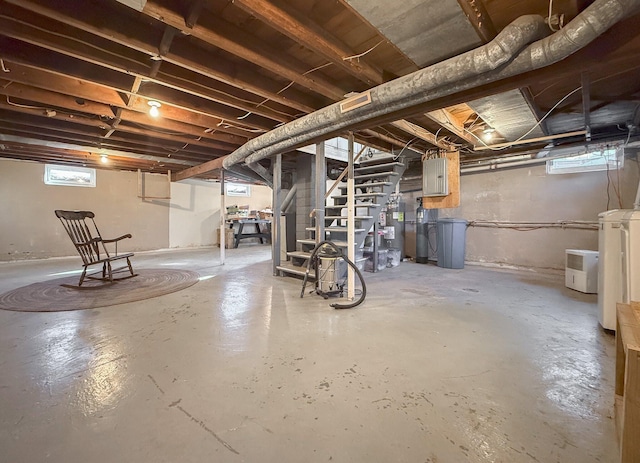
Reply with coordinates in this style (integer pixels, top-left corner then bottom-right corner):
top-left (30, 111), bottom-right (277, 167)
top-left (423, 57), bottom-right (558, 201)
top-left (295, 155), bottom-right (315, 241)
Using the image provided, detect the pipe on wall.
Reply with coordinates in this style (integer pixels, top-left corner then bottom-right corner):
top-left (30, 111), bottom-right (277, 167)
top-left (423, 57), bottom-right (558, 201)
top-left (220, 0), bottom-right (639, 172)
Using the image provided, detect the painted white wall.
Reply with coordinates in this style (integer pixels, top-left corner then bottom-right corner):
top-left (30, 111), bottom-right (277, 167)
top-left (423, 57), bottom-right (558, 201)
top-left (0, 158), bottom-right (170, 261)
top-left (0, 159), bottom-right (275, 259)
top-left (169, 179), bottom-right (221, 248)
top-left (168, 181), bottom-right (273, 248)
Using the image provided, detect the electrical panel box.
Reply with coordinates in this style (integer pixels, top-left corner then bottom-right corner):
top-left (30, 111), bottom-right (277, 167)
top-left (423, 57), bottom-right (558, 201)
top-left (422, 157), bottom-right (448, 197)
top-left (565, 249), bottom-right (599, 293)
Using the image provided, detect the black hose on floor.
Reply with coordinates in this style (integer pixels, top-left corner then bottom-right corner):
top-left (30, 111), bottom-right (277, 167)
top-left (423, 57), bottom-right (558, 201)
top-left (300, 240), bottom-right (366, 309)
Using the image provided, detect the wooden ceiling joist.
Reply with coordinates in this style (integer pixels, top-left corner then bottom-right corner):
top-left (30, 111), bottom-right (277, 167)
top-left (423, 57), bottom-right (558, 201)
top-left (232, 0), bottom-right (386, 86)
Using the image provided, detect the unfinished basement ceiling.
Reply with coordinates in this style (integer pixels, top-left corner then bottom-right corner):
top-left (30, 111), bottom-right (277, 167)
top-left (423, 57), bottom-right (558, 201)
top-left (0, 0), bottom-right (638, 179)
top-left (467, 90), bottom-right (546, 142)
top-left (343, 0), bottom-right (483, 67)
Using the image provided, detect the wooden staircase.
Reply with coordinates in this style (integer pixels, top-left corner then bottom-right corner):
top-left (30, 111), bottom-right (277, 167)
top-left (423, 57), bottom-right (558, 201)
top-left (277, 157), bottom-right (406, 278)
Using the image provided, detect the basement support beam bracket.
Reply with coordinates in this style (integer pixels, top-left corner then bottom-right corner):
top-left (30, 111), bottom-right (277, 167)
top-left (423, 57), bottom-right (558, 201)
top-left (185, 0), bottom-right (206, 28)
top-left (150, 25), bottom-right (178, 78)
top-left (126, 76), bottom-right (143, 108)
top-left (104, 107), bottom-right (124, 139)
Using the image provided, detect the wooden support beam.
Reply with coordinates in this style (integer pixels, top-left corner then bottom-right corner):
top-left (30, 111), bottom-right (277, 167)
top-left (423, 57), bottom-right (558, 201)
top-left (425, 109), bottom-right (477, 145)
top-left (0, 62), bottom-right (249, 144)
top-left (390, 120), bottom-right (456, 151)
top-left (232, 0), bottom-right (385, 86)
top-left (456, 0), bottom-right (497, 43)
top-left (363, 129), bottom-right (410, 149)
top-left (142, 0), bottom-right (346, 99)
top-left (126, 76), bottom-right (143, 108)
top-left (149, 26), bottom-right (177, 78)
top-left (104, 108), bottom-right (123, 139)
top-left (185, 0), bottom-right (206, 29)
top-left (2, 1), bottom-right (317, 116)
top-left (0, 85), bottom-right (233, 151)
top-left (473, 130), bottom-right (587, 151)
top-left (0, 31), bottom-right (279, 130)
top-left (172, 156), bottom-right (227, 181)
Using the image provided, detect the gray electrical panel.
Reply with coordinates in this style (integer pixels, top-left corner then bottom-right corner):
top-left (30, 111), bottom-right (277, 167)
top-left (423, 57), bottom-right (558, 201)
top-left (422, 157), bottom-right (448, 197)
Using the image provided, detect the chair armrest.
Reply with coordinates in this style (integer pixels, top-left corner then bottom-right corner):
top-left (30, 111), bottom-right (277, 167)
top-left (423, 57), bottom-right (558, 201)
top-left (102, 234), bottom-right (132, 243)
top-left (74, 237), bottom-right (102, 246)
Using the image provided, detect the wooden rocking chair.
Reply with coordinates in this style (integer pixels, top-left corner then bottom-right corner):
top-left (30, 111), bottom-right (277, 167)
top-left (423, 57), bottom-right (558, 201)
top-left (55, 210), bottom-right (136, 286)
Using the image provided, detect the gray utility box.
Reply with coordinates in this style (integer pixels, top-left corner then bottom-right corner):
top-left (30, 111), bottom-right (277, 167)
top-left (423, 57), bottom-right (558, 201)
top-left (423, 157), bottom-right (448, 197)
top-left (437, 218), bottom-right (468, 269)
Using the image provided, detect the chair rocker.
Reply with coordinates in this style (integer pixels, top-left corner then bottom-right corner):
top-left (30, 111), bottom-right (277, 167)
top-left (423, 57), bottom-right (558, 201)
top-left (55, 210), bottom-right (136, 286)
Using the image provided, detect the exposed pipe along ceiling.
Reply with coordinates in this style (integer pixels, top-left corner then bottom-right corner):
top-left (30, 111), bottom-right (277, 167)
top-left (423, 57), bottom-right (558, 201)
top-left (1, 0), bottom-right (639, 180)
top-left (185, 0), bottom-right (639, 184)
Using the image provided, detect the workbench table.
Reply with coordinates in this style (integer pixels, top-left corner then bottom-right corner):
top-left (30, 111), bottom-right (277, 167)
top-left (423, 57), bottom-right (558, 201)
top-left (227, 219), bottom-right (271, 248)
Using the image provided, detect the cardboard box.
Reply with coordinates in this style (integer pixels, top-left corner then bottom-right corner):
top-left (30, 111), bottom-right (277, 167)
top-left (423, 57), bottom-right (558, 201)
top-left (216, 227), bottom-right (234, 249)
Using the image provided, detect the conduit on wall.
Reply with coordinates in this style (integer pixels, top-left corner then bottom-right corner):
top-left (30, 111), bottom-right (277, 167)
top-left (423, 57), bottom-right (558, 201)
top-left (220, 0), bottom-right (639, 180)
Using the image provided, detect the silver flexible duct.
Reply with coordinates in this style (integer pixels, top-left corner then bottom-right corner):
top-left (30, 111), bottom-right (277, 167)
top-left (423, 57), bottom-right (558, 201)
top-left (220, 0), bottom-right (638, 171)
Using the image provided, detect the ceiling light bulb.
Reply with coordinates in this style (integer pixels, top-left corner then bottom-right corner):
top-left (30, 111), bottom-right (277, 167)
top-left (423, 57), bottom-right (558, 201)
top-left (100, 154), bottom-right (109, 164)
top-left (148, 100), bottom-right (161, 117)
top-left (482, 127), bottom-right (495, 142)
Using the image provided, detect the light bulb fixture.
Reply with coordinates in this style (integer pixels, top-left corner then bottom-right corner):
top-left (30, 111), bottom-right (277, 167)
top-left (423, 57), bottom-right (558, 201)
top-left (148, 100), bottom-right (161, 118)
top-left (482, 127), bottom-right (496, 141)
top-left (100, 154), bottom-right (109, 164)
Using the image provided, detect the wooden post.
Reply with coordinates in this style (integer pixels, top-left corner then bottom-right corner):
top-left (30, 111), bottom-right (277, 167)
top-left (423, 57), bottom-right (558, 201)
top-left (621, 347), bottom-right (640, 462)
top-left (347, 132), bottom-right (355, 300)
top-left (220, 170), bottom-right (226, 265)
top-left (616, 301), bottom-right (640, 463)
top-left (272, 153), bottom-right (282, 275)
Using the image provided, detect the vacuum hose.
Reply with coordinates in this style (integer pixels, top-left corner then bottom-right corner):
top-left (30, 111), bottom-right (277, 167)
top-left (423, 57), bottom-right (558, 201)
top-left (300, 240), bottom-right (367, 309)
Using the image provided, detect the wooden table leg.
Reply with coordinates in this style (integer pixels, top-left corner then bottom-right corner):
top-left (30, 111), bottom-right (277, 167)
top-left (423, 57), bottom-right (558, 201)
top-left (235, 222), bottom-right (243, 248)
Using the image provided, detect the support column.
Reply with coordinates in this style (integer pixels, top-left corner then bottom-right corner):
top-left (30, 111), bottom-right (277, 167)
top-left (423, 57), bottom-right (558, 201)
top-left (315, 141), bottom-right (326, 243)
top-left (220, 169), bottom-right (226, 265)
top-left (272, 154), bottom-right (282, 275)
top-left (347, 133), bottom-right (355, 300)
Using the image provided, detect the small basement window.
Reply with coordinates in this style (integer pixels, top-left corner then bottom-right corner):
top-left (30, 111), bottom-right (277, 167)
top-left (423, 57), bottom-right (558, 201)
top-left (546, 146), bottom-right (623, 174)
top-left (44, 164), bottom-right (96, 187)
top-left (225, 183), bottom-right (251, 197)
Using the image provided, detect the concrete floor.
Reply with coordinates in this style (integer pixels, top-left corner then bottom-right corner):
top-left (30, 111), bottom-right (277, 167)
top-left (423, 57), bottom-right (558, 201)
top-left (0, 246), bottom-right (618, 462)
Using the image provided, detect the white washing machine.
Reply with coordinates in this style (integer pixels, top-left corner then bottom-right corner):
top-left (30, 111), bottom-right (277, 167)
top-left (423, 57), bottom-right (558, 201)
top-left (598, 210), bottom-right (629, 330)
top-left (621, 210), bottom-right (640, 304)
